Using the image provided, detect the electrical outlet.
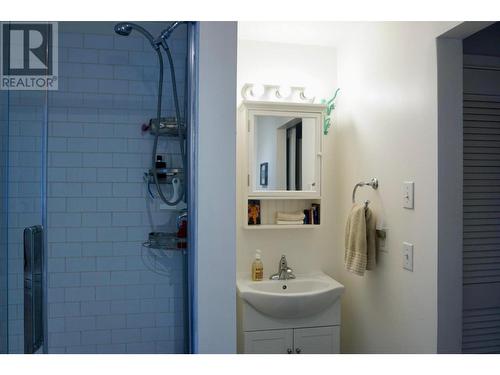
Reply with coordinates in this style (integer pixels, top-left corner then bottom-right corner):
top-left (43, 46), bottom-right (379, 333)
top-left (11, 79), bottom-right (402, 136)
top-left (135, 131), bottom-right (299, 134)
top-left (403, 242), bottom-right (413, 271)
top-left (377, 228), bottom-right (388, 252)
top-left (403, 181), bottom-right (414, 209)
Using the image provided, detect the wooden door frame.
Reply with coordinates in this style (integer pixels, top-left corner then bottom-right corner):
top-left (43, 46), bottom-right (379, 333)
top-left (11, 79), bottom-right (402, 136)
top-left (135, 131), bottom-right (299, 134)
top-left (436, 21), bottom-right (495, 353)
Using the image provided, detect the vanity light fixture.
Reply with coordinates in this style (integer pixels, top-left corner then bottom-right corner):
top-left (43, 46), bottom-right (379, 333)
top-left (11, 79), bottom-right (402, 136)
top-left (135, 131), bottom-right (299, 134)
top-left (241, 83), bottom-right (315, 104)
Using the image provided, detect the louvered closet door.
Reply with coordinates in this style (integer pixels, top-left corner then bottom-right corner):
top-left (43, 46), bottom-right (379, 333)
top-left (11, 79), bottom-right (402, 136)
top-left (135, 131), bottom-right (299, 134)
top-left (463, 54), bottom-right (500, 353)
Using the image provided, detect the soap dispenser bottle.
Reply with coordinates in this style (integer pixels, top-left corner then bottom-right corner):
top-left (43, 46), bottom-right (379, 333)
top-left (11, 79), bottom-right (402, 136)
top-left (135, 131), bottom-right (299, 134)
top-left (252, 249), bottom-right (264, 281)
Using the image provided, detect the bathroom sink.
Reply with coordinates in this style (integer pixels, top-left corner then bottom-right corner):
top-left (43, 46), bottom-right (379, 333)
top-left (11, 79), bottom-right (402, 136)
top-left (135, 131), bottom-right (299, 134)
top-left (237, 272), bottom-right (344, 319)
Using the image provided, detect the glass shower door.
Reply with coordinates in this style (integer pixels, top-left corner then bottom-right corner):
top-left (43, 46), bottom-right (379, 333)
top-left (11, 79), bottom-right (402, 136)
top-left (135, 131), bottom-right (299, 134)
top-left (4, 89), bottom-right (48, 354)
top-left (1, 21), bottom-right (195, 354)
top-left (0, 88), bottom-right (9, 353)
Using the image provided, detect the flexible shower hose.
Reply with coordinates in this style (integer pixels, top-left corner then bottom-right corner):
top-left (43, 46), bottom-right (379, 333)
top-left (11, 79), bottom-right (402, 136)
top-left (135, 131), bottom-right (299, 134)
top-left (151, 42), bottom-right (186, 206)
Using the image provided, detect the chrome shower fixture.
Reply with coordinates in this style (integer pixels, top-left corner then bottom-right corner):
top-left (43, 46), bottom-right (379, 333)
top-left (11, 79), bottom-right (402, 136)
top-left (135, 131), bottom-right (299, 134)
top-left (114, 22), bottom-right (158, 49)
top-left (115, 21), bottom-right (187, 51)
top-left (114, 21), bottom-right (188, 206)
top-left (155, 21), bottom-right (188, 49)
top-left (114, 22), bottom-right (133, 36)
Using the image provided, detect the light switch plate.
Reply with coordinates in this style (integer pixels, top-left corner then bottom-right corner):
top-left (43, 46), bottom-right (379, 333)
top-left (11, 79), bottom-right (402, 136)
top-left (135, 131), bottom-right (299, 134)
top-left (403, 181), bottom-right (414, 209)
top-left (403, 242), bottom-right (413, 271)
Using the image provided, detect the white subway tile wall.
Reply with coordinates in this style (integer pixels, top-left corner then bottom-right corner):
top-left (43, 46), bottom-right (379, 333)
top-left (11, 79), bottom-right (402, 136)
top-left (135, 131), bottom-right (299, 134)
top-left (7, 22), bottom-right (187, 353)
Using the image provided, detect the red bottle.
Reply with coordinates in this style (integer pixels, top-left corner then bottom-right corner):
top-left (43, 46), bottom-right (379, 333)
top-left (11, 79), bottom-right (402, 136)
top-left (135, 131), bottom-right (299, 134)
top-left (177, 219), bottom-right (187, 249)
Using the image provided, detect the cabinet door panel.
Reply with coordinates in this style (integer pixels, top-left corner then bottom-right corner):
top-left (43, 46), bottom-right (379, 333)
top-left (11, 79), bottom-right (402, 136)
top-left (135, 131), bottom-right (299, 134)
top-left (294, 326), bottom-right (340, 354)
top-left (244, 329), bottom-right (293, 354)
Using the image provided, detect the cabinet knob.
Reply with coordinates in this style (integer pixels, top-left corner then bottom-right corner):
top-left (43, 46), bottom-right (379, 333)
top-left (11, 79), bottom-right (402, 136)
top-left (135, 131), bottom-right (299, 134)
top-left (287, 348), bottom-right (293, 354)
top-left (295, 348), bottom-right (302, 354)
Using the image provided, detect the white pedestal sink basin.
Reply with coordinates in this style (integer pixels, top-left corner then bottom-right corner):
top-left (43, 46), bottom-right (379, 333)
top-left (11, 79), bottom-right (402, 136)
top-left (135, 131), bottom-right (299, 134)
top-left (237, 272), bottom-right (344, 319)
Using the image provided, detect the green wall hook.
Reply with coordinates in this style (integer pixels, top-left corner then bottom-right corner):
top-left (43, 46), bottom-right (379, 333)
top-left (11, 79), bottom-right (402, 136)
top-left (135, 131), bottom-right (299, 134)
top-left (321, 88), bottom-right (340, 135)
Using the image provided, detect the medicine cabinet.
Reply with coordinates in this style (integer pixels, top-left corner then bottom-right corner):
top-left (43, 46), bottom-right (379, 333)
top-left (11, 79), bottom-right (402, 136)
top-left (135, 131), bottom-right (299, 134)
top-left (238, 101), bottom-right (326, 229)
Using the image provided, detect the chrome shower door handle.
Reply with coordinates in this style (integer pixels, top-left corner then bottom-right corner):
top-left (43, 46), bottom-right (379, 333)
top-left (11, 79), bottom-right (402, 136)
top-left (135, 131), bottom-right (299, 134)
top-left (23, 225), bottom-right (44, 354)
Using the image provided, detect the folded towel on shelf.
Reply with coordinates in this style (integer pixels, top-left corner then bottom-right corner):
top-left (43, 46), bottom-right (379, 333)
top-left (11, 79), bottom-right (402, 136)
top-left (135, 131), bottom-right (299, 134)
top-left (276, 211), bottom-right (305, 222)
top-left (276, 220), bottom-right (304, 225)
top-left (344, 204), bottom-right (377, 276)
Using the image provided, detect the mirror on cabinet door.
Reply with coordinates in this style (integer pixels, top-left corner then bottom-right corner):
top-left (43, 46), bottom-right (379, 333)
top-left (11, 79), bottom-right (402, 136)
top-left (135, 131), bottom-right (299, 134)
top-left (247, 107), bottom-right (323, 197)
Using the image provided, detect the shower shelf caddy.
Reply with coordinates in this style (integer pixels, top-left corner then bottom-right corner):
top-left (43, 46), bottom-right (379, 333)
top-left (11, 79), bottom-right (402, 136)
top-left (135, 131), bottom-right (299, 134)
top-left (144, 168), bottom-right (183, 185)
top-left (146, 116), bottom-right (186, 184)
top-left (143, 116), bottom-right (187, 210)
top-left (142, 232), bottom-right (186, 251)
top-left (148, 116), bottom-right (186, 137)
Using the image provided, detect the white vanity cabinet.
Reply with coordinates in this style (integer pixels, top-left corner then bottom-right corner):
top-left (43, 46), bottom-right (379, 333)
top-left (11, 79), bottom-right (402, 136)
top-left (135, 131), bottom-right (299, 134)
top-left (243, 326), bottom-right (340, 354)
top-left (294, 326), bottom-right (340, 354)
top-left (237, 289), bottom-right (342, 354)
top-left (244, 329), bottom-right (293, 354)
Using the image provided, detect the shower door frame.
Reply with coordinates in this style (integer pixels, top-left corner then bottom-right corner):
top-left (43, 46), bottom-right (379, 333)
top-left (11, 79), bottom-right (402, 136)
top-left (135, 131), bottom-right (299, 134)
top-left (186, 21), bottom-right (198, 355)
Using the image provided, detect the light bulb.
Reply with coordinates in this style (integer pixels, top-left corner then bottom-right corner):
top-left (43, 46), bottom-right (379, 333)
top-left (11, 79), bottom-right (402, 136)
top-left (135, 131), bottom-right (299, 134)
top-left (277, 86), bottom-right (291, 99)
top-left (250, 84), bottom-right (265, 98)
top-left (240, 83), bottom-right (253, 100)
top-left (300, 87), bottom-right (315, 102)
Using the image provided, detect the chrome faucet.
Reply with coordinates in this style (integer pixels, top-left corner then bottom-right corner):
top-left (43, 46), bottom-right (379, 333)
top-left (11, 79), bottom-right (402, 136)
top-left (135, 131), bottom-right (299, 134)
top-left (270, 255), bottom-right (296, 280)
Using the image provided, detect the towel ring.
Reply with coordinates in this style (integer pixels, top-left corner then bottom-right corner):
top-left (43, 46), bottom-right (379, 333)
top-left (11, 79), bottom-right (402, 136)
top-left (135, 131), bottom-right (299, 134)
top-left (352, 178), bottom-right (379, 207)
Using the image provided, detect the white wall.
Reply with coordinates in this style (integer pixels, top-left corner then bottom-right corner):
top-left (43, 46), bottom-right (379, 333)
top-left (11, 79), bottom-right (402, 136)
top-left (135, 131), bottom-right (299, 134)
top-left (332, 22), bottom-right (459, 353)
top-left (237, 40), bottom-right (338, 277)
top-left (195, 21), bottom-right (237, 353)
top-left (237, 40), bottom-right (338, 106)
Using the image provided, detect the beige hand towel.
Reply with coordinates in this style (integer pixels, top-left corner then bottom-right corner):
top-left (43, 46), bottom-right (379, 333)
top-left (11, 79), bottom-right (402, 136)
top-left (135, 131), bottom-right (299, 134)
top-left (344, 204), bottom-right (377, 276)
top-left (276, 220), bottom-right (304, 225)
top-left (276, 211), bottom-right (305, 221)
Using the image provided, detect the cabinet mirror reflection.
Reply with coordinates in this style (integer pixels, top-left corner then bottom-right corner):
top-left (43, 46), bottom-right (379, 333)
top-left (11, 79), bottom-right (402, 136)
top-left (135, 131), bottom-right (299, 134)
top-left (251, 114), bottom-right (320, 193)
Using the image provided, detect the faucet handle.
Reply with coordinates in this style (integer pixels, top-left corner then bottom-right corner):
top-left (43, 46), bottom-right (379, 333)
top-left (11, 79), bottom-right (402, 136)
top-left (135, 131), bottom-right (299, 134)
top-left (279, 255), bottom-right (288, 267)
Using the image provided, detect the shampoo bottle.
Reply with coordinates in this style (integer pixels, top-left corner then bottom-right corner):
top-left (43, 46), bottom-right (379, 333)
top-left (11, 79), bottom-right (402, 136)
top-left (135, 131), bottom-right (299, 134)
top-left (252, 249), bottom-right (264, 281)
top-left (156, 155), bottom-right (167, 180)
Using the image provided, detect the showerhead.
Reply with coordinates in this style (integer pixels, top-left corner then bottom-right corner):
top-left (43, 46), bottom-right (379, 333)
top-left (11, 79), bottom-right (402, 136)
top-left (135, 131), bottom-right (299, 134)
top-left (114, 22), bottom-right (156, 49)
top-left (114, 22), bottom-right (133, 36)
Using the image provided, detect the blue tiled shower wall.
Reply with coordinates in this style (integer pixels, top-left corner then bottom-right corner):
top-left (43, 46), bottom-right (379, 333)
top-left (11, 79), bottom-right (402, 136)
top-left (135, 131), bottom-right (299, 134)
top-left (6, 21), bottom-right (188, 353)
top-left (0, 90), bottom-right (8, 353)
